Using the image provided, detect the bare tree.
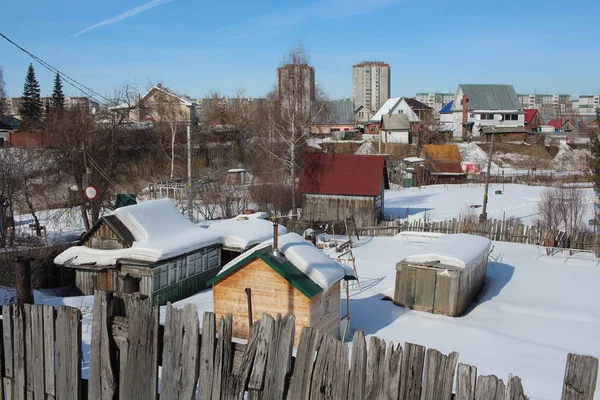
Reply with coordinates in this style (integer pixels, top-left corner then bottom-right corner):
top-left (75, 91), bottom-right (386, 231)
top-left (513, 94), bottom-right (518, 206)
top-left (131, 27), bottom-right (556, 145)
top-left (255, 43), bottom-right (328, 216)
top-left (537, 186), bottom-right (588, 235)
top-left (419, 111), bottom-right (448, 146)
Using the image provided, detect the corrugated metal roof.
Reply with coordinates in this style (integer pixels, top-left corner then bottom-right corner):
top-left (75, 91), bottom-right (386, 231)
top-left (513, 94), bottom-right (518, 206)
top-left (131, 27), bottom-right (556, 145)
top-left (404, 98), bottom-right (432, 111)
top-left (523, 109), bottom-right (538, 124)
top-left (313, 99), bottom-right (355, 125)
top-left (208, 246), bottom-right (323, 299)
top-left (381, 114), bottom-right (410, 130)
top-left (421, 145), bottom-right (464, 175)
top-left (298, 154), bottom-right (388, 197)
top-left (459, 84), bottom-right (522, 111)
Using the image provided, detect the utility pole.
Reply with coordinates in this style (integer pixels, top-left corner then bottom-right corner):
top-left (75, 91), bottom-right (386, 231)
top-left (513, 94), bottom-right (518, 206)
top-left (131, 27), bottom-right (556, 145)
top-left (187, 125), bottom-right (193, 220)
top-left (480, 132), bottom-right (495, 222)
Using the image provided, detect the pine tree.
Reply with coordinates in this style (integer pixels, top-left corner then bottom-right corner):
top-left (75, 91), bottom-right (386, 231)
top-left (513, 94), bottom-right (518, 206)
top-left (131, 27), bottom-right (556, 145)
top-left (51, 72), bottom-right (65, 109)
top-left (19, 64), bottom-right (43, 130)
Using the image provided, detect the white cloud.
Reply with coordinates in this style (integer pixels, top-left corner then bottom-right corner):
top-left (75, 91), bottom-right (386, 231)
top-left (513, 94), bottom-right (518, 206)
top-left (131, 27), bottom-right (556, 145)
top-left (72, 0), bottom-right (175, 37)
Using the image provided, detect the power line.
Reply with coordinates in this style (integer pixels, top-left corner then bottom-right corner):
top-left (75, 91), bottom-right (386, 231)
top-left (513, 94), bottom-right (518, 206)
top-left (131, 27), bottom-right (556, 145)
top-left (0, 32), bottom-right (109, 106)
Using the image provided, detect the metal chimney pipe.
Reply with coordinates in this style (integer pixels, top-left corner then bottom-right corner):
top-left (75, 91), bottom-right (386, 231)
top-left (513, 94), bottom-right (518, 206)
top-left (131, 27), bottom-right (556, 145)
top-left (273, 221), bottom-right (279, 251)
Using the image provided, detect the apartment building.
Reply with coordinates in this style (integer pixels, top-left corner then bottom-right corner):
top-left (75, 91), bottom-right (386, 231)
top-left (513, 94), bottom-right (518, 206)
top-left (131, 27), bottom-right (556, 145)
top-left (517, 93), bottom-right (571, 116)
top-left (414, 92), bottom-right (454, 113)
top-left (572, 95), bottom-right (600, 116)
top-left (1, 96), bottom-right (99, 116)
top-left (351, 61), bottom-right (390, 112)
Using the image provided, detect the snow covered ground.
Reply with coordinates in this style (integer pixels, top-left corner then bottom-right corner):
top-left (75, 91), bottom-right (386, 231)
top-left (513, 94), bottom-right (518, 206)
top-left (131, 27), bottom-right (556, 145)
top-left (384, 183), bottom-right (596, 224)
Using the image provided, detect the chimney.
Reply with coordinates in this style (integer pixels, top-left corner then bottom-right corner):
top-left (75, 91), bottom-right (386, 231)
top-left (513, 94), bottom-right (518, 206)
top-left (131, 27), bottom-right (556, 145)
top-left (461, 95), bottom-right (468, 139)
top-left (272, 221), bottom-right (279, 252)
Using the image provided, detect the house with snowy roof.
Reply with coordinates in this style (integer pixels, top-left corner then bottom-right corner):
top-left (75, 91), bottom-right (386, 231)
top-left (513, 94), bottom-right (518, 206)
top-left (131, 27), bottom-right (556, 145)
top-left (54, 199), bottom-right (222, 305)
top-left (365, 97), bottom-right (430, 137)
top-left (208, 232), bottom-right (355, 345)
top-left (298, 153), bottom-right (389, 226)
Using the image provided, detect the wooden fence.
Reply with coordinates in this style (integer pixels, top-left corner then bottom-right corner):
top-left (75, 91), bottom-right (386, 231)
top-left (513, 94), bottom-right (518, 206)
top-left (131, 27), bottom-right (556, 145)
top-left (358, 218), bottom-right (596, 251)
top-left (0, 292), bottom-right (598, 399)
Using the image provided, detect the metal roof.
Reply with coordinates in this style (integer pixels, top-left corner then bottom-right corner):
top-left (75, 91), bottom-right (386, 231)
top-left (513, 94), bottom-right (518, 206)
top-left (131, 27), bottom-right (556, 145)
top-left (440, 101), bottom-right (453, 114)
top-left (420, 145), bottom-right (464, 175)
top-left (381, 114), bottom-right (410, 130)
top-left (459, 84), bottom-right (522, 111)
top-left (404, 98), bottom-right (433, 111)
top-left (208, 246), bottom-right (323, 299)
top-left (298, 154), bottom-right (389, 197)
top-left (523, 109), bottom-right (540, 125)
top-left (480, 126), bottom-right (529, 134)
top-left (313, 99), bottom-right (355, 125)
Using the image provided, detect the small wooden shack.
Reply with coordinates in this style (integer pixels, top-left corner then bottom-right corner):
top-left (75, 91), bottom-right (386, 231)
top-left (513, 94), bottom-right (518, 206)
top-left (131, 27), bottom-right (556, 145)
top-left (209, 232), bottom-right (353, 345)
top-left (394, 234), bottom-right (491, 317)
top-left (298, 153), bottom-right (389, 227)
top-left (54, 199), bottom-right (223, 305)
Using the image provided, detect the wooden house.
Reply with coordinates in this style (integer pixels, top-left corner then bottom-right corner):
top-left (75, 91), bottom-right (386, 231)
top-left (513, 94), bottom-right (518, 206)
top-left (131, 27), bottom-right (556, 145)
top-left (524, 109), bottom-right (544, 132)
top-left (419, 144), bottom-right (465, 184)
top-left (54, 199), bottom-right (222, 305)
top-left (394, 234), bottom-right (491, 317)
top-left (547, 118), bottom-right (576, 132)
top-left (479, 126), bottom-right (530, 142)
top-left (298, 153), bottom-right (389, 227)
top-left (208, 232), bottom-right (354, 345)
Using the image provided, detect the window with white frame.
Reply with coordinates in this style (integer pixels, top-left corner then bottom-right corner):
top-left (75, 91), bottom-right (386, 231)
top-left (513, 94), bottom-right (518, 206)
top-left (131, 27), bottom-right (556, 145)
top-left (169, 262), bottom-right (177, 285)
top-left (209, 249), bottom-right (220, 268)
top-left (178, 258), bottom-right (187, 281)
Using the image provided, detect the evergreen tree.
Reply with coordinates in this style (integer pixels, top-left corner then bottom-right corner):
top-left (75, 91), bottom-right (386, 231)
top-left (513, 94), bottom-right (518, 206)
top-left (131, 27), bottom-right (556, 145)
top-left (51, 72), bottom-right (65, 109)
top-left (19, 64), bottom-right (43, 130)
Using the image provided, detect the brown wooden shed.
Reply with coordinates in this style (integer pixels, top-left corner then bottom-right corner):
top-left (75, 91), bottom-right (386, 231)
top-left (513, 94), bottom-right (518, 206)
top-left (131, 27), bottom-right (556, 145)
top-left (394, 234), bottom-right (491, 317)
top-left (209, 232), bottom-right (353, 345)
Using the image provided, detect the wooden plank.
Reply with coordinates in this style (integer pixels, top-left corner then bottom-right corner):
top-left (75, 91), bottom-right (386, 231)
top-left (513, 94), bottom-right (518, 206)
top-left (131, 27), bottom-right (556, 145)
top-left (248, 313), bottom-right (275, 395)
top-left (380, 342), bottom-right (402, 400)
top-left (421, 348), bottom-right (446, 400)
top-left (199, 312), bottom-right (216, 400)
top-left (455, 363), bottom-right (477, 400)
top-left (211, 314), bottom-right (231, 400)
top-left (365, 336), bottom-right (385, 399)
top-left (348, 330), bottom-right (367, 400)
top-left (475, 375), bottom-right (504, 400)
top-left (398, 342), bottom-right (425, 400)
top-left (161, 303), bottom-right (200, 400)
top-left (3, 306), bottom-right (14, 379)
top-left (506, 374), bottom-right (526, 400)
top-left (562, 353), bottom-right (599, 400)
top-left (440, 351), bottom-right (459, 400)
top-left (118, 294), bottom-right (159, 400)
top-left (55, 306), bottom-right (81, 400)
top-left (24, 304), bottom-right (33, 393)
top-left (88, 291), bottom-right (116, 400)
top-left (30, 306), bottom-right (45, 400)
top-left (43, 306), bottom-right (55, 398)
top-left (263, 315), bottom-right (295, 400)
top-left (13, 305), bottom-right (26, 400)
top-left (227, 322), bottom-right (260, 400)
top-left (287, 327), bottom-right (321, 400)
top-left (334, 338), bottom-right (349, 400)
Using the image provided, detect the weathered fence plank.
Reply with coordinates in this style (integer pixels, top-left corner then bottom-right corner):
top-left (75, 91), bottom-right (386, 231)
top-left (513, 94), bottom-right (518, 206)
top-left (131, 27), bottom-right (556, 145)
top-left (365, 336), bottom-right (385, 399)
top-left (247, 313), bottom-right (275, 399)
top-left (43, 305), bottom-right (55, 399)
top-left (287, 327), bottom-right (321, 400)
top-left (30, 305), bottom-right (45, 400)
top-left (88, 291), bottom-right (116, 400)
top-left (212, 314), bottom-right (233, 400)
top-left (561, 353), bottom-right (599, 400)
top-left (13, 305), bottom-right (26, 400)
top-left (263, 315), bottom-right (294, 400)
top-left (347, 330), bottom-right (367, 400)
top-left (475, 375), bottom-right (505, 399)
top-left (55, 306), bottom-right (81, 400)
top-left (456, 363), bottom-right (477, 400)
top-left (199, 312), bottom-right (216, 400)
top-left (506, 374), bottom-right (526, 400)
top-left (228, 322), bottom-right (260, 400)
top-left (380, 342), bottom-right (402, 400)
top-left (398, 342), bottom-right (425, 400)
top-left (161, 303), bottom-right (200, 400)
top-left (3, 306), bottom-right (13, 392)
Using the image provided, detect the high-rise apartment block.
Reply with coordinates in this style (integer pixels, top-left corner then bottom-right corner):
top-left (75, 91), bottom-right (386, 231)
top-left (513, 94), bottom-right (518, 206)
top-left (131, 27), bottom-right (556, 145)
top-left (277, 63), bottom-right (315, 116)
top-left (414, 92), bottom-right (454, 112)
top-left (351, 61), bottom-right (390, 112)
top-left (572, 95), bottom-right (600, 116)
top-left (517, 93), bottom-right (572, 116)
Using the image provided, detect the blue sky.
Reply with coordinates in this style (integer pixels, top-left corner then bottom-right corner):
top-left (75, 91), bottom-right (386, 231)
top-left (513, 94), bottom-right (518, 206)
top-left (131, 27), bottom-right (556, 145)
top-left (2, 0), bottom-right (600, 101)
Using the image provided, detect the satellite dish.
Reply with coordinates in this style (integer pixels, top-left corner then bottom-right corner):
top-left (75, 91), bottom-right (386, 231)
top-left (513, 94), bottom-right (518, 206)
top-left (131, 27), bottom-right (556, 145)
top-left (84, 186), bottom-right (98, 201)
top-left (496, 114), bottom-right (504, 121)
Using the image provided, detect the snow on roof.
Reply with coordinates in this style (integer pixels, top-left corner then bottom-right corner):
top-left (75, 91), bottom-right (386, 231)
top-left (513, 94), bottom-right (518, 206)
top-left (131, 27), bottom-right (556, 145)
top-left (220, 232), bottom-right (349, 291)
top-left (55, 199), bottom-right (222, 266)
top-left (402, 234), bottom-right (491, 269)
top-left (199, 217), bottom-right (287, 250)
top-left (370, 97), bottom-right (402, 122)
top-left (403, 156), bottom-right (425, 163)
top-left (227, 168), bottom-right (247, 173)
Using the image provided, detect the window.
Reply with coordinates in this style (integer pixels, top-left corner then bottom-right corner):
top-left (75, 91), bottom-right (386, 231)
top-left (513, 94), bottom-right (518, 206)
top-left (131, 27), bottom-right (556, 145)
top-left (160, 265), bottom-right (169, 288)
top-left (504, 114), bottom-right (511, 121)
top-left (153, 270), bottom-right (160, 291)
top-left (178, 259), bottom-right (187, 281)
top-left (480, 114), bottom-right (494, 120)
top-left (511, 114), bottom-right (518, 121)
top-left (169, 263), bottom-right (177, 285)
top-left (321, 292), bottom-right (330, 317)
top-left (209, 249), bottom-right (220, 268)
top-left (370, 125), bottom-right (377, 133)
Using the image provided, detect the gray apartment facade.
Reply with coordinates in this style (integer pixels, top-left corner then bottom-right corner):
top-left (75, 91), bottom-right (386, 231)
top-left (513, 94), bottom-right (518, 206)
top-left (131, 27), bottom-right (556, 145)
top-left (352, 61), bottom-right (390, 112)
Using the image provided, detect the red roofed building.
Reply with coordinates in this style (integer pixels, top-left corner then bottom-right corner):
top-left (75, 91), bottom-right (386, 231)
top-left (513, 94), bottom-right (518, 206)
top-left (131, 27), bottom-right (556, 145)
top-left (298, 154), bottom-right (389, 226)
top-left (547, 118), bottom-right (575, 132)
top-left (523, 109), bottom-right (544, 132)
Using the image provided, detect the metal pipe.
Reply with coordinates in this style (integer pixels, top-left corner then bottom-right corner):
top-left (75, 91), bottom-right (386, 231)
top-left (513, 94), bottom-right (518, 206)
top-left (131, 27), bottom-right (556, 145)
top-left (14, 256), bottom-right (34, 305)
top-left (273, 221), bottom-right (279, 251)
top-left (245, 288), bottom-right (253, 331)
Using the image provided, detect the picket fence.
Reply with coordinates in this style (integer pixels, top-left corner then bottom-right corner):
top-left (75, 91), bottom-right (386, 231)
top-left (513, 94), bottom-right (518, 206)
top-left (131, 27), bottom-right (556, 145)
top-left (0, 292), bottom-right (597, 399)
top-left (357, 218), bottom-right (596, 251)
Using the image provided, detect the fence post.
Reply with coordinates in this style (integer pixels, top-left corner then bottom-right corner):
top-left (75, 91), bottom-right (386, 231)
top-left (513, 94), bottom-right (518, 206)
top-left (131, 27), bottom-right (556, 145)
top-left (13, 257), bottom-right (34, 306)
top-left (561, 353), bottom-right (599, 400)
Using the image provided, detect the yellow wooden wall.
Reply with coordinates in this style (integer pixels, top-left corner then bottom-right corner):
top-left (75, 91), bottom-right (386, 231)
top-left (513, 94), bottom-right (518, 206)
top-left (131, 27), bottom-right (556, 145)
top-left (86, 224), bottom-right (127, 250)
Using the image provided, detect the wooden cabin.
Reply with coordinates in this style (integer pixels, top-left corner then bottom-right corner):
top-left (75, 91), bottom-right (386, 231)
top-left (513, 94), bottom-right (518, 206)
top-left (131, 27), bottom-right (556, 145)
top-left (394, 234), bottom-right (491, 317)
top-left (209, 232), bottom-right (353, 345)
top-left (54, 199), bottom-right (223, 305)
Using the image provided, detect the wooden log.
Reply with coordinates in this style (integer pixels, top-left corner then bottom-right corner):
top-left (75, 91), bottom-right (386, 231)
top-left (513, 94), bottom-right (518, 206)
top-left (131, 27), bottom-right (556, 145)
top-left (3, 306), bottom-right (13, 380)
top-left (506, 374), bottom-right (526, 400)
top-left (475, 375), bottom-right (505, 399)
top-left (561, 353), bottom-right (599, 400)
top-left (365, 336), bottom-right (385, 399)
top-left (30, 306), bottom-right (45, 400)
top-left (381, 342), bottom-right (402, 400)
top-left (198, 312), bottom-right (216, 400)
top-left (88, 291), bottom-right (116, 400)
top-left (247, 313), bottom-right (275, 397)
top-left (228, 322), bottom-right (260, 400)
top-left (398, 342), bottom-right (425, 400)
top-left (161, 303), bottom-right (200, 400)
top-left (263, 315), bottom-right (295, 400)
top-left (55, 306), bottom-right (81, 400)
top-left (348, 330), bottom-right (367, 400)
top-left (118, 294), bottom-right (159, 400)
top-left (287, 327), bottom-right (321, 400)
top-left (455, 363), bottom-right (477, 400)
top-left (13, 305), bottom-right (26, 400)
top-left (43, 306), bottom-right (55, 399)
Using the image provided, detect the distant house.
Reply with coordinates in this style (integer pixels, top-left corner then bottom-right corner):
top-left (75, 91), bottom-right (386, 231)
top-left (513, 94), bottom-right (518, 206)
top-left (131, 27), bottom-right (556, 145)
top-left (380, 114), bottom-right (412, 144)
top-left (298, 153), bottom-right (389, 226)
top-left (209, 232), bottom-right (354, 345)
top-left (419, 144), bottom-right (465, 183)
top-left (365, 97), bottom-right (429, 137)
top-left (450, 84), bottom-right (524, 139)
top-left (547, 118), bottom-right (575, 132)
top-left (478, 126), bottom-right (530, 142)
top-left (439, 101), bottom-right (454, 132)
top-left (523, 109), bottom-right (544, 132)
top-left (354, 104), bottom-right (375, 125)
top-left (311, 99), bottom-right (355, 135)
top-left (54, 199), bottom-right (222, 305)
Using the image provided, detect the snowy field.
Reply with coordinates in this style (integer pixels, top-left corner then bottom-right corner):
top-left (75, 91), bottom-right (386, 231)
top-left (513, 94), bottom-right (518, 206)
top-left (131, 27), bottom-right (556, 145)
top-left (384, 183), bottom-right (596, 225)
